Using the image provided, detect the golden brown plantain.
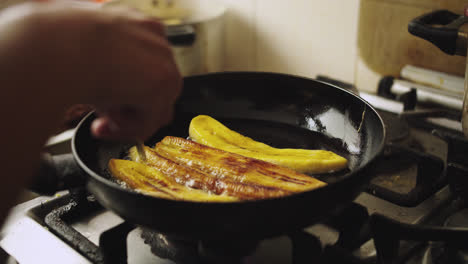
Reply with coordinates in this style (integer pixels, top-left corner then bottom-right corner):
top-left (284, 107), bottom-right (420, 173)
top-left (108, 159), bottom-right (238, 202)
top-left (188, 115), bottom-right (348, 174)
top-left (128, 146), bottom-right (293, 199)
top-left (154, 136), bottom-right (327, 193)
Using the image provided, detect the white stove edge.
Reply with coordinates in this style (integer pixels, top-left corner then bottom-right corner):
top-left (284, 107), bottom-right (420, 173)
top-left (0, 193), bottom-right (92, 264)
top-left (0, 186), bottom-right (453, 264)
top-left (1, 218), bottom-right (91, 264)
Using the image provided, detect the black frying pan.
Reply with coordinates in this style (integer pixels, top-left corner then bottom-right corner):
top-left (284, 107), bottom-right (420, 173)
top-left (36, 72), bottom-right (385, 241)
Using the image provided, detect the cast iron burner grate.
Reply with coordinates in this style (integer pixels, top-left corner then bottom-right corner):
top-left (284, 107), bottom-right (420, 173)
top-left (366, 143), bottom-right (445, 207)
top-left (43, 189), bottom-right (135, 264)
top-left (364, 111), bottom-right (446, 207)
top-left (422, 208), bottom-right (468, 264)
top-left (42, 189), bottom-right (374, 264)
top-left (371, 200), bottom-right (468, 264)
top-left (433, 130), bottom-right (468, 202)
top-left (370, 130), bottom-right (468, 264)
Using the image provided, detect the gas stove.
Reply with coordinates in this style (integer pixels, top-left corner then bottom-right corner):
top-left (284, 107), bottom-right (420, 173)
top-left (1, 80), bottom-right (468, 264)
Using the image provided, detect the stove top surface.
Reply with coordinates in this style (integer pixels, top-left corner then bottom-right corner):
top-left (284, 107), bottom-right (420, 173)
top-left (0, 183), bottom-right (455, 264)
top-left (2, 90), bottom-right (468, 264)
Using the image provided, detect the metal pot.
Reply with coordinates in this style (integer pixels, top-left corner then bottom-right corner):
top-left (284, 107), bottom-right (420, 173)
top-left (102, 0), bottom-right (226, 76)
top-left (408, 10), bottom-right (468, 136)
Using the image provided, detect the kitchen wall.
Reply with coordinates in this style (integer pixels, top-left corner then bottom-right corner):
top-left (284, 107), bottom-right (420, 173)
top-left (218, 0), bottom-right (467, 93)
top-left (1, 0), bottom-right (464, 93)
top-left (0, 0), bottom-right (366, 89)
top-left (219, 0), bottom-right (361, 86)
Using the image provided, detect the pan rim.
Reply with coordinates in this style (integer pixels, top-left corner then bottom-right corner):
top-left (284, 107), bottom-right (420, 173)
top-left (72, 71), bottom-right (386, 205)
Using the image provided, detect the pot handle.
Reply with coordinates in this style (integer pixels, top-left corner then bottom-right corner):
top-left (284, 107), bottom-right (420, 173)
top-left (29, 153), bottom-right (87, 195)
top-left (166, 25), bottom-right (196, 46)
top-left (408, 10), bottom-right (468, 55)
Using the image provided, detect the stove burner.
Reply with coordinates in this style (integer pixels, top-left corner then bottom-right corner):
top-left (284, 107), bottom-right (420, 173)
top-left (371, 111), bottom-right (425, 177)
top-left (141, 230), bottom-right (199, 263)
top-left (377, 111), bottom-right (428, 154)
top-left (378, 111), bottom-right (410, 143)
top-left (140, 228), bottom-right (258, 264)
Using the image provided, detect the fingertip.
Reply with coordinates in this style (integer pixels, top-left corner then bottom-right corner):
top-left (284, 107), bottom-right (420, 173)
top-left (140, 18), bottom-right (165, 36)
top-left (91, 116), bottom-right (148, 140)
top-left (91, 118), bottom-right (114, 138)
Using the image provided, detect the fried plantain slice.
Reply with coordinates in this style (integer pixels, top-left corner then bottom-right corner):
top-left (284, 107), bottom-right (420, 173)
top-left (108, 159), bottom-right (238, 202)
top-left (155, 136), bottom-right (327, 193)
top-left (128, 146), bottom-right (293, 199)
top-left (188, 115), bottom-right (348, 174)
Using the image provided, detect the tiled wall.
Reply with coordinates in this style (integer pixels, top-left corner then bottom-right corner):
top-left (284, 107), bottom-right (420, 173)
top-left (0, 0), bottom-right (363, 85)
top-left (220, 0), bottom-right (361, 84)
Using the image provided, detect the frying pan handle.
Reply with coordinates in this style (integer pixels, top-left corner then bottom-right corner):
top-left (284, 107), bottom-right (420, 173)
top-left (30, 153), bottom-right (86, 195)
top-left (408, 10), bottom-right (468, 55)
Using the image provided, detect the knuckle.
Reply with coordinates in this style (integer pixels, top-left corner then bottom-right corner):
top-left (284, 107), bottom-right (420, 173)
top-left (158, 60), bottom-right (180, 82)
top-left (158, 40), bottom-right (174, 56)
top-left (147, 19), bottom-right (165, 34)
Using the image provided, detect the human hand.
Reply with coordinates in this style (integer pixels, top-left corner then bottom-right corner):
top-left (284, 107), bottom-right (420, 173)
top-left (84, 5), bottom-right (183, 141)
top-left (0, 1), bottom-right (182, 141)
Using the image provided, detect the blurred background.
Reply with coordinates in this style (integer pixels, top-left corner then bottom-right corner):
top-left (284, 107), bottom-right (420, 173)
top-left (1, 0), bottom-right (465, 93)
